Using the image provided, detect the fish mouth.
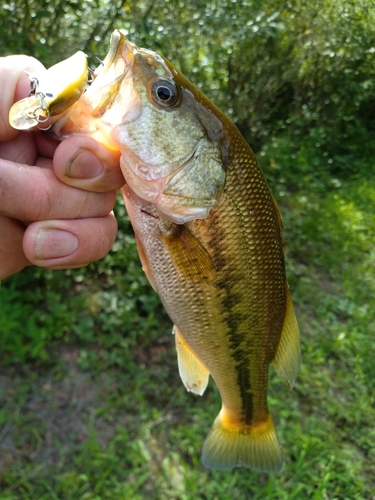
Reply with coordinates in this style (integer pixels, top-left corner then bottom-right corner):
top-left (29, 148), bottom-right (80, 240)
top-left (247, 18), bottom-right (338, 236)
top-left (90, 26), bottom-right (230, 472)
top-left (51, 30), bottom-right (141, 146)
top-left (90, 30), bottom-right (135, 88)
top-left (88, 30), bottom-right (134, 96)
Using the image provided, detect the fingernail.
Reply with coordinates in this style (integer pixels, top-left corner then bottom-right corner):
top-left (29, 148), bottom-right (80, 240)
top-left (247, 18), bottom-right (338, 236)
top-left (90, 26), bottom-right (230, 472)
top-left (65, 148), bottom-right (103, 179)
top-left (35, 229), bottom-right (79, 260)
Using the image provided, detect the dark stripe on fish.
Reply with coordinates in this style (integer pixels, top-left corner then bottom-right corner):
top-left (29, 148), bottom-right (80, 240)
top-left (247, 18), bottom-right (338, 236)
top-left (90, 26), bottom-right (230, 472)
top-left (216, 273), bottom-right (255, 424)
top-left (204, 202), bottom-right (256, 424)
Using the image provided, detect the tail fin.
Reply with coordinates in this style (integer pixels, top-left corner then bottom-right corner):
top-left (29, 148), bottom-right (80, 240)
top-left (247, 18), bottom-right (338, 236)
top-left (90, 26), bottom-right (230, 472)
top-left (201, 410), bottom-right (283, 472)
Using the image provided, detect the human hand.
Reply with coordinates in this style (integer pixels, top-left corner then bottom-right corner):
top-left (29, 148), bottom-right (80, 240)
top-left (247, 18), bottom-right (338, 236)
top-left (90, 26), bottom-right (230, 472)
top-left (0, 55), bottom-right (125, 280)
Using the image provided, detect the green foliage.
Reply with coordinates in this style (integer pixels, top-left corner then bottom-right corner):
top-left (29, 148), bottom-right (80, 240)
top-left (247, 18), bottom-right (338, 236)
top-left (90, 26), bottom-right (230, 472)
top-left (0, 268), bottom-right (83, 363)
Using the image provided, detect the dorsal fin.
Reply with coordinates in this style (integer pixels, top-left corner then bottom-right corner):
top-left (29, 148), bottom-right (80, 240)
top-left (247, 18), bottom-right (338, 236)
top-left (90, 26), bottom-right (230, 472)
top-left (271, 194), bottom-right (285, 254)
top-left (272, 286), bottom-right (301, 389)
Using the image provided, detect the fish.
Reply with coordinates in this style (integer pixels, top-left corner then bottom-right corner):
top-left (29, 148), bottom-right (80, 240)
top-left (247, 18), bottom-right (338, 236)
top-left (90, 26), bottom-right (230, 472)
top-left (28, 30), bottom-right (301, 471)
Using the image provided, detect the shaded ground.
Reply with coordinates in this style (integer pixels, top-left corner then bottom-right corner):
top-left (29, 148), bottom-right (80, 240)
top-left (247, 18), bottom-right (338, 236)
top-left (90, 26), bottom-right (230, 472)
top-left (0, 346), bottom-right (118, 475)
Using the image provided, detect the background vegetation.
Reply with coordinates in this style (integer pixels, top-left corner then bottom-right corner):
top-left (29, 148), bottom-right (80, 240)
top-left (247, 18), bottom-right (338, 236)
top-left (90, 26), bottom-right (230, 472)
top-left (1, 0), bottom-right (375, 498)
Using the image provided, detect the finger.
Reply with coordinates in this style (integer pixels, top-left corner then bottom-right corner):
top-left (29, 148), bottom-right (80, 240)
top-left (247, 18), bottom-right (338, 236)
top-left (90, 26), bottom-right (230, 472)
top-left (34, 130), bottom-right (62, 159)
top-left (0, 157), bottom-right (117, 221)
top-left (23, 213), bottom-right (118, 269)
top-left (0, 131), bottom-right (37, 165)
top-left (0, 215), bottom-right (30, 280)
top-left (53, 136), bottom-right (124, 192)
top-left (0, 55), bottom-right (46, 142)
top-left (0, 125), bottom-right (59, 168)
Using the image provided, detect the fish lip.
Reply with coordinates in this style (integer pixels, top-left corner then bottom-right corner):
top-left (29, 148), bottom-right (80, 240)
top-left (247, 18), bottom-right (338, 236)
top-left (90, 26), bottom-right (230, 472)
top-left (81, 29), bottom-right (134, 107)
top-left (95, 30), bottom-right (124, 75)
top-left (77, 29), bottom-right (136, 120)
top-left (93, 30), bottom-right (133, 82)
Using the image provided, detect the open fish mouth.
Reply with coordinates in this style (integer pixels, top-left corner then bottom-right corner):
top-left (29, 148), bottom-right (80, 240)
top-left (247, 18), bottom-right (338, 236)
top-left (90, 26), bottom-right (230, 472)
top-left (81, 30), bottom-right (137, 119)
top-left (47, 30), bottom-right (143, 148)
top-left (89, 30), bottom-right (135, 96)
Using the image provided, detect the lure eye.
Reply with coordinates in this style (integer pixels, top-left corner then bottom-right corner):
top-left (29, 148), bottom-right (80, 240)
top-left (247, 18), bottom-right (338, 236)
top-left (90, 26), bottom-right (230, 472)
top-left (151, 78), bottom-right (180, 107)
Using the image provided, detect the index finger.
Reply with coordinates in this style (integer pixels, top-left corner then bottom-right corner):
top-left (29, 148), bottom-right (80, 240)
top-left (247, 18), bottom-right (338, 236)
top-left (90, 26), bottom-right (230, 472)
top-left (0, 156), bottom-right (116, 221)
top-left (0, 55), bottom-right (46, 142)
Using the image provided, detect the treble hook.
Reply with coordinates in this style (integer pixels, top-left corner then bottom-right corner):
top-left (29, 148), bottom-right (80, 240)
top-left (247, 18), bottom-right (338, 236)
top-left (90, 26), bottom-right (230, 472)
top-left (88, 67), bottom-right (96, 83)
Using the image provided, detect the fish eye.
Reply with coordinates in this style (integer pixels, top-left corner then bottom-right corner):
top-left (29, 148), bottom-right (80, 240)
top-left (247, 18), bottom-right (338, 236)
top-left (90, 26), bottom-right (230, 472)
top-left (151, 78), bottom-right (180, 107)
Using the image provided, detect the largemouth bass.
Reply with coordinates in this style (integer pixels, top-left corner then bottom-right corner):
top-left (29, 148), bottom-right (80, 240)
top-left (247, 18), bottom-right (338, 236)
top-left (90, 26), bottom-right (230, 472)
top-left (14, 30), bottom-right (301, 471)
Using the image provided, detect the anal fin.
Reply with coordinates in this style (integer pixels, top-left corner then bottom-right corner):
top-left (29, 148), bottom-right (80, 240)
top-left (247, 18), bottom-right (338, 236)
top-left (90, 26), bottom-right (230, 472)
top-left (173, 325), bottom-right (210, 396)
top-left (272, 286), bottom-right (301, 389)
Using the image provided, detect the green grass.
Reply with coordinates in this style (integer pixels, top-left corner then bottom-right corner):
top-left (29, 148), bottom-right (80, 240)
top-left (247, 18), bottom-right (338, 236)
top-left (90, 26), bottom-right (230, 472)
top-left (0, 146), bottom-right (375, 498)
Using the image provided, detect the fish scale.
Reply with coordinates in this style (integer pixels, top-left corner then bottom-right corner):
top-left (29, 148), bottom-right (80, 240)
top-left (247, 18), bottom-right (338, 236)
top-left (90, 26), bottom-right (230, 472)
top-left (187, 142), bottom-right (286, 424)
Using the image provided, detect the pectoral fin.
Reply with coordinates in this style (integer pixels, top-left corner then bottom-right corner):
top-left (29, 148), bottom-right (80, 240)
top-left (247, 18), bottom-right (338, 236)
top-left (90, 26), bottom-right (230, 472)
top-left (173, 325), bottom-right (210, 396)
top-left (272, 286), bottom-right (301, 389)
top-left (161, 224), bottom-right (216, 282)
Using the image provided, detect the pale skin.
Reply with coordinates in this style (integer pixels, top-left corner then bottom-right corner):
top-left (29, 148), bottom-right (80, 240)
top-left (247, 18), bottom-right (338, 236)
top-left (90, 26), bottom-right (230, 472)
top-left (0, 55), bottom-right (125, 280)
